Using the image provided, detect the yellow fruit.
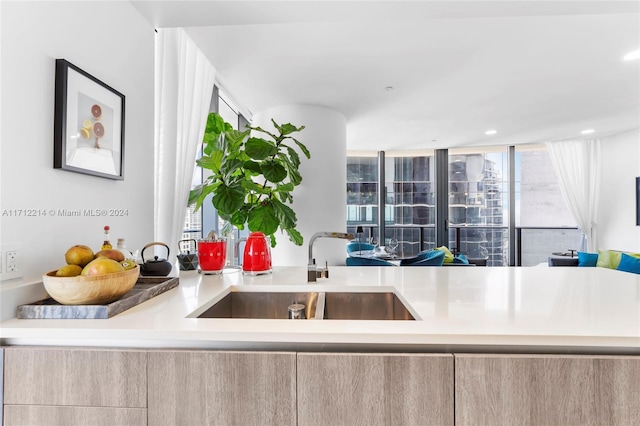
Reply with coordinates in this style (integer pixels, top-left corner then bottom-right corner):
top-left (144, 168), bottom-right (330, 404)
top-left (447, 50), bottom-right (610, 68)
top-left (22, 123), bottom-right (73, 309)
top-left (65, 245), bottom-right (95, 267)
top-left (81, 257), bottom-right (125, 276)
top-left (95, 249), bottom-right (125, 262)
top-left (120, 260), bottom-right (136, 270)
top-left (55, 264), bottom-right (83, 277)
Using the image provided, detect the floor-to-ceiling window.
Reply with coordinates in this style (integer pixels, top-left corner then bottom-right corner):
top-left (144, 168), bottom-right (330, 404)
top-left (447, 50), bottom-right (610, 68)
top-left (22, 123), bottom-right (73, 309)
top-left (347, 151), bottom-right (435, 257)
top-left (347, 144), bottom-right (578, 266)
top-left (448, 147), bottom-right (509, 266)
top-left (515, 144), bottom-right (580, 265)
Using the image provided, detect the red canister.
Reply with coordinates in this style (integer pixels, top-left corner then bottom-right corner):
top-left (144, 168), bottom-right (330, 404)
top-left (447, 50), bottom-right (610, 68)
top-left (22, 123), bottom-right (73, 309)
top-left (242, 232), bottom-right (272, 275)
top-left (198, 240), bottom-right (226, 274)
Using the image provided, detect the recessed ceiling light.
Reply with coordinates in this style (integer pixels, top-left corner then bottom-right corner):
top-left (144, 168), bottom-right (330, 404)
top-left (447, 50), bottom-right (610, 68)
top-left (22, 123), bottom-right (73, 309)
top-left (623, 49), bottom-right (640, 61)
top-left (581, 129), bottom-right (595, 135)
top-left (385, 86), bottom-right (394, 91)
top-left (485, 130), bottom-right (497, 135)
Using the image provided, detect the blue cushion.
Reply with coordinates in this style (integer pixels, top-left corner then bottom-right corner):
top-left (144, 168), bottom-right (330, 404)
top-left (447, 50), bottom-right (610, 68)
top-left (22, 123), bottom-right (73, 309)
top-left (400, 250), bottom-right (444, 266)
top-left (577, 251), bottom-right (598, 267)
top-left (346, 256), bottom-right (395, 266)
top-left (346, 242), bottom-right (376, 255)
top-left (453, 254), bottom-right (469, 264)
top-left (411, 256), bottom-right (445, 266)
top-left (616, 253), bottom-right (640, 274)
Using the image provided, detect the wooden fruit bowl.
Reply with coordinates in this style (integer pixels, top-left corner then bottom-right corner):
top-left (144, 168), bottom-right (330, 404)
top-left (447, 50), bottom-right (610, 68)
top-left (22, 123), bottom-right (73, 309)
top-left (42, 266), bottom-right (140, 305)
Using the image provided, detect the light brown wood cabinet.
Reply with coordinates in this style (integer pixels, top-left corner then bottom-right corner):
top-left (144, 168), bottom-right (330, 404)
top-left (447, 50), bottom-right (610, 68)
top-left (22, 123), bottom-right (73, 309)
top-left (3, 347), bottom-right (147, 426)
top-left (455, 354), bottom-right (640, 426)
top-left (297, 352), bottom-right (454, 426)
top-left (147, 350), bottom-right (297, 426)
top-left (3, 347), bottom-right (640, 426)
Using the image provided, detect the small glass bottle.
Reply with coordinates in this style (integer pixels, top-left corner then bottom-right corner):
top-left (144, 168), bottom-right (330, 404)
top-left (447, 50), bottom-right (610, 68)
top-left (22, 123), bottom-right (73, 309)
top-left (101, 226), bottom-right (112, 250)
top-left (116, 238), bottom-right (133, 260)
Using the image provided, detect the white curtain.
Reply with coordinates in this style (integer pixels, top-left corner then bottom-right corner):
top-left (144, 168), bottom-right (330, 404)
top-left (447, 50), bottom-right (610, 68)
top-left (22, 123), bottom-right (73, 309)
top-left (545, 139), bottom-right (601, 252)
top-left (154, 28), bottom-right (216, 260)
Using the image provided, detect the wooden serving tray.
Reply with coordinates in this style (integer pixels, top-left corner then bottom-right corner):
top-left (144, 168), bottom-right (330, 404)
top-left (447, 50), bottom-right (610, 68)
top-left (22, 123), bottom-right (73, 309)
top-left (17, 276), bottom-right (179, 319)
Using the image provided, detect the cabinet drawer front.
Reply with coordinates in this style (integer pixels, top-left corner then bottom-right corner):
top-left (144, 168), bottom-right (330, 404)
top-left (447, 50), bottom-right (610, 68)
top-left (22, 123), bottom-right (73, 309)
top-left (4, 347), bottom-right (147, 407)
top-left (455, 354), bottom-right (640, 426)
top-left (297, 353), bottom-right (454, 426)
top-left (148, 350), bottom-right (296, 426)
top-left (4, 405), bottom-right (146, 426)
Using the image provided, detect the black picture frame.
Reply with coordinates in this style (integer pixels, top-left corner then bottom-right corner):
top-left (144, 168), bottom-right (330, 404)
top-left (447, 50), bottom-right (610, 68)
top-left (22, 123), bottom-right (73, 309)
top-left (54, 59), bottom-right (125, 180)
top-left (636, 177), bottom-right (640, 226)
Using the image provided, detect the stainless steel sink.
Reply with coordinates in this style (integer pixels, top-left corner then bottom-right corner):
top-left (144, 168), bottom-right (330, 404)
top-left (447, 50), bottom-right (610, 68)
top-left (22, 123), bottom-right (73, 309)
top-left (320, 292), bottom-right (415, 320)
top-left (193, 289), bottom-right (416, 320)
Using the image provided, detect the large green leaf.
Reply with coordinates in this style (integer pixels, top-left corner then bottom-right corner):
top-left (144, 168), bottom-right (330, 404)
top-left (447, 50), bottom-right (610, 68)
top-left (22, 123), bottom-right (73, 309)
top-left (212, 183), bottom-right (245, 216)
top-left (284, 146), bottom-right (301, 167)
top-left (188, 183), bottom-right (217, 211)
top-left (282, 123), bottom-right (303, 135)
top-left (247, 203), bottom-right (279, 235)
top-left (246, 137), bottom-right (277, 160)
top-left (291, 137), bottom-right (311, 159)
top-left (205, 112), bottom-right (225, 135)
top-left (285, 228), bottom-right (304, 245)
top-left (261, 160), bottom-right (287, 183)
top-left (274, 182), bottom-right (294, 193)
top-left (225, 129), bottom-right (249, 151)
top-left (281, 159), bottom-right (302, 186)
top-left (242, 179), bottom-right (270, 195)
top-left (243, 160), bottom-right (262, 174)
top-left (230, 209), bottom-right (248, 228)
top-left (271, 198), bottom-right (296, 229)
top-left (220, 158), bottom-right (244, 179)
top-left (196, 151), bottom-right (223, 172)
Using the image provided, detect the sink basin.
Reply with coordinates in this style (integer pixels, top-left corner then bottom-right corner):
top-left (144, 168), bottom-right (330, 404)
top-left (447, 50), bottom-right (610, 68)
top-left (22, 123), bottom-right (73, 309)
top-left (321, 292), bottom-right (415, 320)
top-left (197, 291), bottom-right (320, 319)
top-left (192, 289), bottom-right (416, 320)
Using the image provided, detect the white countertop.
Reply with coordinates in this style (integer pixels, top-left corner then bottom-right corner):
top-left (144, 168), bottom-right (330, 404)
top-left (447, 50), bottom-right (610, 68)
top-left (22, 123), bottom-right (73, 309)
top-left (1, 266), bottom-right (640, 354)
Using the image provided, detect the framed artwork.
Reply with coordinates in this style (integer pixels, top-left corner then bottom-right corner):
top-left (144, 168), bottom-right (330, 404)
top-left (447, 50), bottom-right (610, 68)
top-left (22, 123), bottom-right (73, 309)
top-left (54, 59), bottom-right (125, 180)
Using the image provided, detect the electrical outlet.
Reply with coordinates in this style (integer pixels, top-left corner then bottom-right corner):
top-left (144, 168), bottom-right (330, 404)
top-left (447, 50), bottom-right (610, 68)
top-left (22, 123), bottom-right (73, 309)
top-left (6, 250), bottom-right (18, 272)
top-left (1, 246), bottom-right (22, 281)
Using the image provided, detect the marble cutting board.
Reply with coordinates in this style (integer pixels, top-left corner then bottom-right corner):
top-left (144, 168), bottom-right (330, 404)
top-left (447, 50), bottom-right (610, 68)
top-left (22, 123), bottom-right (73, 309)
top-left (16, 276), bottom-right (179, 319)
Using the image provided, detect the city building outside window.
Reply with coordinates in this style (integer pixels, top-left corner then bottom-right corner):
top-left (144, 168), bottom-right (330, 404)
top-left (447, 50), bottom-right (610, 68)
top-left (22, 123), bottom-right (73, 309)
top-left (347, 144), bottom-right (578, 266)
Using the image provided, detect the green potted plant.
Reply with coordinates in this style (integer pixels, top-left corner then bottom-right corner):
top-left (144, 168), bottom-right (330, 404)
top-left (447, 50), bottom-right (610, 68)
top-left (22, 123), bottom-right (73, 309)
top-left (188, 112), bottom-right (310, 247)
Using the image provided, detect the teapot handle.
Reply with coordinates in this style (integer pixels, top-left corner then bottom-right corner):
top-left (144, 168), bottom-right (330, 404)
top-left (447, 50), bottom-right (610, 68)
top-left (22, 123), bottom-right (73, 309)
top-left (178, 239), bottom-right (197, 252)
top-left (141, 242), bottom-right (170, 262)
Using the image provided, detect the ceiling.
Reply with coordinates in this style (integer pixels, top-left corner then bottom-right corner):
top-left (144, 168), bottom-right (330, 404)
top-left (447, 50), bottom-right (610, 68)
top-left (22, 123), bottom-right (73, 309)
top-left (131, 1), bottom-right (640, 152)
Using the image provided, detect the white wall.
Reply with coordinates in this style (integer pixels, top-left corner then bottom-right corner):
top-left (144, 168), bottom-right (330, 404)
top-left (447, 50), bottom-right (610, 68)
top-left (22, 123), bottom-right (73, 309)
top-left (252, 105), bottom-right (348, 267)
top-left (597, 128), bottom-right (640, 252)
top-left (0, 1), bottom-right (155, 310)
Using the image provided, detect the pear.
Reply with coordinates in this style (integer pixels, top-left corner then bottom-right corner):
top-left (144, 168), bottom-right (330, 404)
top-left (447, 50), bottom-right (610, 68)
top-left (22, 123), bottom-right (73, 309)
top-left (55, 264), bottom-right (83, 277)
top-left (65, 245), bottom-right (95, 267)
top-left (81, 258), bottom-right (125, 276)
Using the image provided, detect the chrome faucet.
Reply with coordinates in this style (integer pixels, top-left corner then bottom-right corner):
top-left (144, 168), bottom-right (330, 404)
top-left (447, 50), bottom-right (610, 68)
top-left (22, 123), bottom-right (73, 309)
top-left (308, 232), bottom-right (354, 282)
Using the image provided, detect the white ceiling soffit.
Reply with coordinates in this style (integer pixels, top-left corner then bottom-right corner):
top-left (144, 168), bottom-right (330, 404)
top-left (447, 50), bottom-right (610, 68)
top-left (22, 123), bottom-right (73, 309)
top-left (132, 1), bottom-right (640, 151)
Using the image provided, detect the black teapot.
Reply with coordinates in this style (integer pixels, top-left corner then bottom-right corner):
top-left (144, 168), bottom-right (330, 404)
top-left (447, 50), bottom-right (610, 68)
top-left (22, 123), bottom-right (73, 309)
top-left (140, 242), bottom-right (172, 276)
top-left (177, 239), bottom-right (199, 271)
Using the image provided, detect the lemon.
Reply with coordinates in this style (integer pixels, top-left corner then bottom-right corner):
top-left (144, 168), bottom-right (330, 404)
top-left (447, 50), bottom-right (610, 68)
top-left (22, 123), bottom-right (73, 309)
top-left (55, 264), bottom-right (83, 277)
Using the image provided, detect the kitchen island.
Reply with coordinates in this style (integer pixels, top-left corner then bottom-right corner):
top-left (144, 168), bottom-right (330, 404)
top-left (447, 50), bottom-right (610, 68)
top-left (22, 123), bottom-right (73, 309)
top-left (1, 266), bottom-right (640, 425)
top-left (1, 265), bottom-right (639, 353)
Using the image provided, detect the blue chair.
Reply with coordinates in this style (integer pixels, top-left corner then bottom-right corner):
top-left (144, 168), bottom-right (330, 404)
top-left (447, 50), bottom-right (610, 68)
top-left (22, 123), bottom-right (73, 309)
top-left (346, 242), bottom-right (375, 255)
top-left (399, 250), bottom-right (445, 266)
top-left (346, 256), bottom-right (395, 266)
